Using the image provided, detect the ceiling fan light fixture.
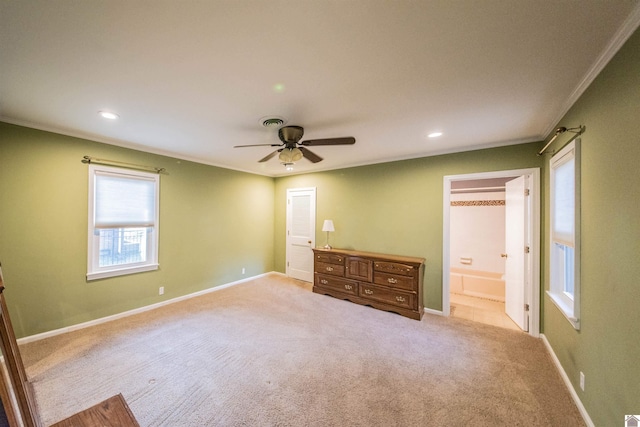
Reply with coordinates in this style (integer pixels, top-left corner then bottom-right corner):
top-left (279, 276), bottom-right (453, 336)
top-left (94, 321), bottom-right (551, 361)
top-left (291, 147), bottom-right (303, 161)
top-left (278, 147), bottom-right (303, 163)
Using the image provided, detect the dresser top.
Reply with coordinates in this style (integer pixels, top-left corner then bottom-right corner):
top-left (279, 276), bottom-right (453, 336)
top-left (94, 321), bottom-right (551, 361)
top-left (313, 248), bottom-right (425, 265)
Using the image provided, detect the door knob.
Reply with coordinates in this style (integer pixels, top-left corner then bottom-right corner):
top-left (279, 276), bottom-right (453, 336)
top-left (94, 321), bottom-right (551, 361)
top-left (308, 240), bottom-right (312, 244)
top-left (501, 253), bottom-right (508, 258)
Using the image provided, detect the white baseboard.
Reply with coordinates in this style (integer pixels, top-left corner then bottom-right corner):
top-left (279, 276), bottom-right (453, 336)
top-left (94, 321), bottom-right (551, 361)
top-left (540, 334), bottom-right (594, 427)
top-left (18, 272), bottom-right (276, 345)
top-left (423, 307), bottom-right (444, 316)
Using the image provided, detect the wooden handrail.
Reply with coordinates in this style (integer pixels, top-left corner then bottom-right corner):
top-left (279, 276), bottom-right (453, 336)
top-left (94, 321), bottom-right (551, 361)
top-left (0, 263), bottom-right (41, 427)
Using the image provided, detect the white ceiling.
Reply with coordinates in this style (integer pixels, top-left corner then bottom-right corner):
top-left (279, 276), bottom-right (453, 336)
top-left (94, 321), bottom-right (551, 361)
top-left (2, 1), bottom-right (639, 177)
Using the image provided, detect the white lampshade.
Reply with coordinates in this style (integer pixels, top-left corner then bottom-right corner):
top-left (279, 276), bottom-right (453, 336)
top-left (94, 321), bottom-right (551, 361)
top-left (322, 219), bottom-right (335, 232)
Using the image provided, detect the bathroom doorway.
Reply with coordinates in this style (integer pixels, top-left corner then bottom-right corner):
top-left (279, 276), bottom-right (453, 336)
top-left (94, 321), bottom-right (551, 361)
top-left (442, 169), bottom-right (540, 337)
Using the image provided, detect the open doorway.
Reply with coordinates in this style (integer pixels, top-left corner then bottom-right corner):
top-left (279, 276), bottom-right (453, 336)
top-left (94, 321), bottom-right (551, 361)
top-left (442, 169), bottom-right (540, 337)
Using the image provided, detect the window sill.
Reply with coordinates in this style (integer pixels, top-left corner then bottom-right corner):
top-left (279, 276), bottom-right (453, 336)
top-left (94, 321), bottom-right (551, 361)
top-left (546, 290), bottom-right (580, 330)
top-left (87, 263), bottom-right (159, 281)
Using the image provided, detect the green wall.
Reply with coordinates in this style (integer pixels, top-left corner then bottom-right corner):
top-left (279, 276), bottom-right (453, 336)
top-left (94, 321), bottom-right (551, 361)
top-left (541, 28), bottom-right (640, 425)
top-left (274, 143), bottom-right (543, 312)
top-left (0, 122), bottom-right (275, 338)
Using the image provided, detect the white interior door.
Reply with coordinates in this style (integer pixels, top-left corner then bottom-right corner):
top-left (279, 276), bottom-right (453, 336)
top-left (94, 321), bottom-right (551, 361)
top-left (505, 175), bottom-right (528, 331)
top-left (286, 188), bottom-right (316, 282)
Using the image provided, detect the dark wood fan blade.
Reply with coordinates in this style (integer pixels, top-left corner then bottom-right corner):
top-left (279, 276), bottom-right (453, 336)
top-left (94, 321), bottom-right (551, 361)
top-left (299, 147), bottom-right (323, 163)
top-left (300, 137), bottom-right (355, 146)
top-left (258, 150), bottom-right (281, 163)
top-left (234, 143), bottom-right (282, 148)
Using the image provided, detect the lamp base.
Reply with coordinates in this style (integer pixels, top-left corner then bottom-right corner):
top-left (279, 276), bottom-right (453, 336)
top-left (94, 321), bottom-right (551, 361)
top-left (323, 244), bottom-right (332, 249)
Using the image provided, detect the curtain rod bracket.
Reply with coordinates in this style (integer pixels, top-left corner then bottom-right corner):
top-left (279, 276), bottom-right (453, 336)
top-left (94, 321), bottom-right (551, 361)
top-left (82, 156), bottom-right (166, 174)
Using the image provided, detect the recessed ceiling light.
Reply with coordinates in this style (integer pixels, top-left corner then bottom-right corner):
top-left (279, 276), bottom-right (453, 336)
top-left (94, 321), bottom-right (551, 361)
top-left (428, 132), bottom-right (443, 138)
top-left (99, 111), bottom-right (119, 120)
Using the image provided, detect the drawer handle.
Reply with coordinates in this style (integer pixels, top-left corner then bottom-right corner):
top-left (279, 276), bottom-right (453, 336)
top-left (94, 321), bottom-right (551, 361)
top-left (320, 279), bottom-right (328, 285)
top-left (325, 266), bottom-right (334, 272)
top-left (387, 277), bottom-right (398, 284)
top-left (344, 284), bottom-right (353, 290)
top-left (395, 296), bottom-right (406, 302)
top-left (364, 289), bottom-right (373, 295)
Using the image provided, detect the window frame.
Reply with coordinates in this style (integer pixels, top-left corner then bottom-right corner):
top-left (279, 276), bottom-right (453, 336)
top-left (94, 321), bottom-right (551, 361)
top-left (546, 139), bottom-right (581, 329)
top-left (87, 164), bottom-right (160, 280)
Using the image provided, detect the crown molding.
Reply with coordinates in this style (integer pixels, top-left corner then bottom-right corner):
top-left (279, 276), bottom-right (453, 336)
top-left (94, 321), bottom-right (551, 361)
top-left (542, 2), bottom-right (640, 139)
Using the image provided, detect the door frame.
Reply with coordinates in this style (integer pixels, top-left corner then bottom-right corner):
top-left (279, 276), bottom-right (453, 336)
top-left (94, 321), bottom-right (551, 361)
top-left (285, 187), bottom-right (317, 281)
top-left (442, 168), bottom-right (540, 337)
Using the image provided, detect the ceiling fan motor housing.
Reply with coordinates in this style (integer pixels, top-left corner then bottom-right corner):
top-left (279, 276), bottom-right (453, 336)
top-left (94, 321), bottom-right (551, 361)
top-left (279, 126), bottom-right (304, 143)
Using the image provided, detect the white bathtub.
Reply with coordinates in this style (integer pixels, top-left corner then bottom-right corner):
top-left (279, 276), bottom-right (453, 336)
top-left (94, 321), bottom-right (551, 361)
top-left (450, 267), bottom-right (505, 301)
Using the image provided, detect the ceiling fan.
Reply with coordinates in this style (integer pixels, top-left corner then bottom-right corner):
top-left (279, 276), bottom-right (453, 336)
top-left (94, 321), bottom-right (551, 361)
top-left (234, 125), bottom-right (355, 164)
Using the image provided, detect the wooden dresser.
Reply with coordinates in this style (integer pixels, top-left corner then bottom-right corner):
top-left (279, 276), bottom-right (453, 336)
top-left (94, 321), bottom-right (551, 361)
top-left (312, 248), bottom-right (425, 320)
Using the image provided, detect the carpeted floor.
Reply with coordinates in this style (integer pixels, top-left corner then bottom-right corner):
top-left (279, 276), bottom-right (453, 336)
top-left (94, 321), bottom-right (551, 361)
top-left (21, 274), bottom-right (584, 426)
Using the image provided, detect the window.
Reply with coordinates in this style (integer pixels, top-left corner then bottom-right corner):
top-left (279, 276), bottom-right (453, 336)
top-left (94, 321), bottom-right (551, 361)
top-left (88, 165), bottom-right (159, 280)
top-left (547, 139), bottom-right (580, 329)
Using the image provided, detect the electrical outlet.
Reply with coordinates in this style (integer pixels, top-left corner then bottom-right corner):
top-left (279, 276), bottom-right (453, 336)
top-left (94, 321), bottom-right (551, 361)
top-left (579, 371), bottom-right (585, 391)
top-left (159, 286), bottom-right (164, 295)
top-left (242, 267), bottom-right (245, 275)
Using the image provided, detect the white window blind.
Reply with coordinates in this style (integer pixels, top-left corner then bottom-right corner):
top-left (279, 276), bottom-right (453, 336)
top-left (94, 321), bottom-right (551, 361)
top-left (551, 151), bottom-right (575, 247)
top-left (95, 172), bottom-right (157, 228)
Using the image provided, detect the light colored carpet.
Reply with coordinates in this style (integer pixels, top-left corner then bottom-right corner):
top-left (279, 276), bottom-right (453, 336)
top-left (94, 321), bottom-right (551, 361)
top-left (21, 274), bottom-right (584, 426)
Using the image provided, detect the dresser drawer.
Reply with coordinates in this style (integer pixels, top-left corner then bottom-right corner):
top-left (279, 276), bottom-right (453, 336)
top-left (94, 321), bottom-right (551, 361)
top-left (373, 272), bottom-right (415, 291)
top-left (315, 274), bottom-right (358, 296)
top-left (359, 284), bottom-right (416, 310)
top-left (316, 262), bottom-right (345, 277)
top-left (374, 261), bottom-right (416, 277)
top-left (315, 253), bottom-right (345, 265)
